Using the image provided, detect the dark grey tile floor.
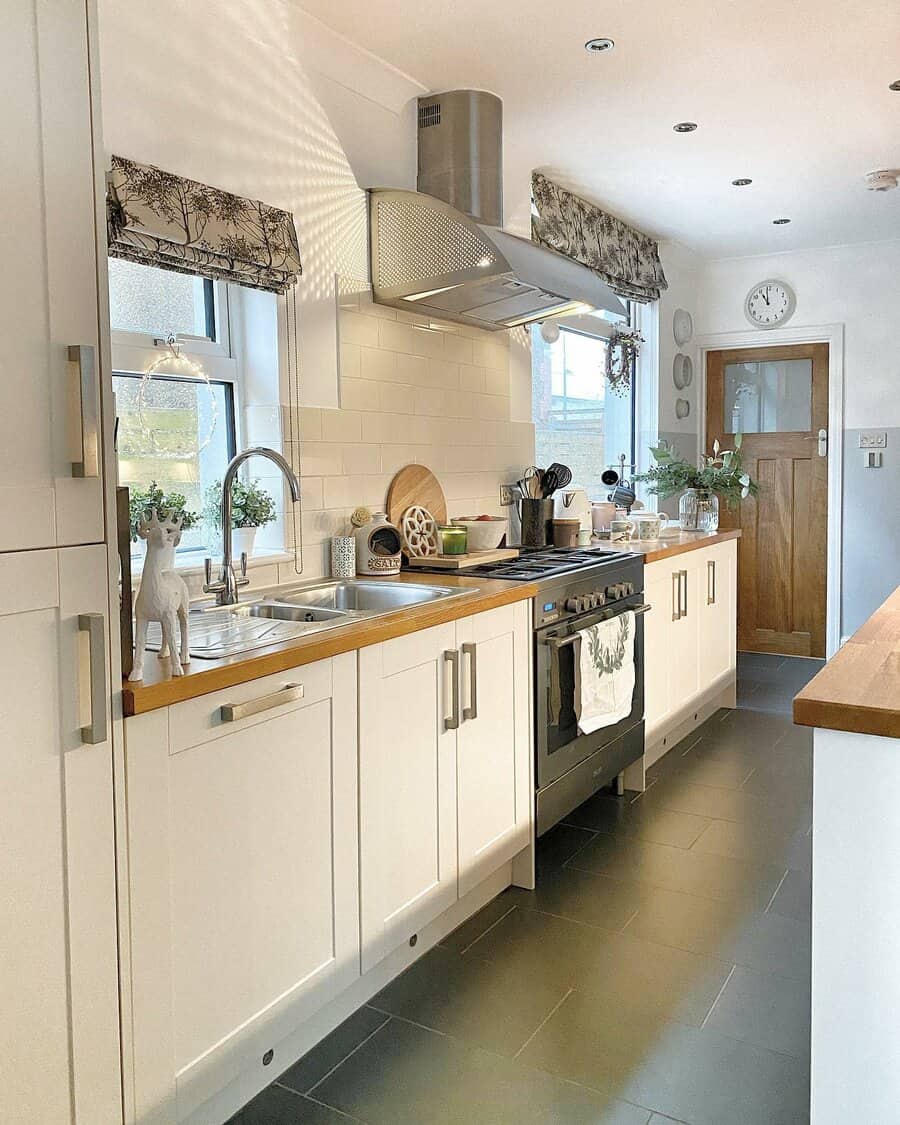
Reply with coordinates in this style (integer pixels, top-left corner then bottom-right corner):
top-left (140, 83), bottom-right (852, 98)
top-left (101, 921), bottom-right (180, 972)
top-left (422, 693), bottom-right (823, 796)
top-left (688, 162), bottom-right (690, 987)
top-left (230, 653), bottom-right (821, 1125)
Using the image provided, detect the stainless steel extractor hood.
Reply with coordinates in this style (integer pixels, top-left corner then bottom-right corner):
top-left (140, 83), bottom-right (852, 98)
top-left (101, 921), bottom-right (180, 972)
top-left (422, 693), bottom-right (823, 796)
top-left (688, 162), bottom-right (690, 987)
top-left (368, 91), bottom-right (626, 331)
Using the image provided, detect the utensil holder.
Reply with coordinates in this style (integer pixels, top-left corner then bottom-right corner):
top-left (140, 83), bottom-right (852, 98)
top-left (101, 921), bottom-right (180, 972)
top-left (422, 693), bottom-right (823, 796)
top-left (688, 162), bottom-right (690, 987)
top-left (330, 535), bottom-right (356, 577)
top-left (519, 498), bottom-right (554, 548)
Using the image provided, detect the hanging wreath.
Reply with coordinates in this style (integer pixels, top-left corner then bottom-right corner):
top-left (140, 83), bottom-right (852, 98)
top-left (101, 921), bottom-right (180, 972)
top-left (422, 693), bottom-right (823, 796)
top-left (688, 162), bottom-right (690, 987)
top-left (139, 335), bottom-right (219, 458)
top-left (605, 325), bottom-right (645, 396)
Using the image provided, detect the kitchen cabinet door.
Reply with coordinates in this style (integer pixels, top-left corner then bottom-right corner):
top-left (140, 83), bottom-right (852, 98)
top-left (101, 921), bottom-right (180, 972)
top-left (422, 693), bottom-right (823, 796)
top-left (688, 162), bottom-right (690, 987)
top-left (359, 622), bottom-right (458, 972)
top-left (643, 561), bottom-right (674, 738)
top-left (0, 546), bottom-right (120, 1125)
top-left (669, 560), bottom-right (700, 716)
top-left (456, 602), bottom-right (532, 898)
top-left (125, 656), bottom-right (359, 1124)
top-left (0, 0), bottom-right (106, 550)
top-left (698, 540), bottom-right (737, 688)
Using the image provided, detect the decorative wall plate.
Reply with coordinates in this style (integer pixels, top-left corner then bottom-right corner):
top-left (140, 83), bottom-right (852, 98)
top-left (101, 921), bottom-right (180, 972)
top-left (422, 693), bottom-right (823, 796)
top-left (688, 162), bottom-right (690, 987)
top-left (682, 354), bottom-right (693, 387)
top-left (675, 398), bottom-right (691, 420)
top-left (673, 353), bottom-right (687, 389)
top-left (673, 309), bottom-right (693, 346)
top-left (401, 505), bottom-right (439, 557)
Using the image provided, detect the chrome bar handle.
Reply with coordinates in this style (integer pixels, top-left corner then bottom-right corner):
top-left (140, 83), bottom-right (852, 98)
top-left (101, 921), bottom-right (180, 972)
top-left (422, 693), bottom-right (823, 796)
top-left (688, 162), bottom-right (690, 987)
top-left (680, 570), bottom-right (688, 617)
top-left (78, 613), bottom-right (108, 744)
top-left (220, 682), bottom-right (304, 722)
top-left (69, 344), bottom-right (100, 478)
top-left (707, 559), bottom-right (716, 605)
top-left (462, 642), bottom-right (478, 721)
top-left (672, 571), bottom-right (681, 621)
top-left (443, 649), bottom-right (460, 731)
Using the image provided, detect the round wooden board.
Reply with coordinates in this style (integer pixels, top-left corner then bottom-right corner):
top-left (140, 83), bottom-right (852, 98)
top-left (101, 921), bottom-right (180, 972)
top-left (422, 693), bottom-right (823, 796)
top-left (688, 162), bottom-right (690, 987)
top-left (387, 465), bottom-right (448, 532)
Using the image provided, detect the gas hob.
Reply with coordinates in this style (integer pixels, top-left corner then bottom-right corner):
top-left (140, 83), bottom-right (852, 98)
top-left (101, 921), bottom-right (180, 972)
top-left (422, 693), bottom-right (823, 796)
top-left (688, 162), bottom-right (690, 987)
top-left (458, 546), bottom-right (636, 582)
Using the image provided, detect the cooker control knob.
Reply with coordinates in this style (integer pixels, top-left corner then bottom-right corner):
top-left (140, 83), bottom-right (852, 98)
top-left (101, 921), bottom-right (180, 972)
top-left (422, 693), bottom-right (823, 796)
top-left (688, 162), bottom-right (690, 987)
top-left (606, 585), bottom-right (619, 600)
top-left (587, 593), bottom-right (599, 609)
top-left (624, 581), bottom-right (634, 596)
top-left (565, 597), bottom-right (583, 612)
top-left (595, 591), bottom-right (606, 606)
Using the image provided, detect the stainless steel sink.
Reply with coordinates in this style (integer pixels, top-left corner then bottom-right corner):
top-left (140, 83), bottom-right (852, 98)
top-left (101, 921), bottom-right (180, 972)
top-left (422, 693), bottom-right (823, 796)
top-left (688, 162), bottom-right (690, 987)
top-left (145, 579), bottom-right (473, 660)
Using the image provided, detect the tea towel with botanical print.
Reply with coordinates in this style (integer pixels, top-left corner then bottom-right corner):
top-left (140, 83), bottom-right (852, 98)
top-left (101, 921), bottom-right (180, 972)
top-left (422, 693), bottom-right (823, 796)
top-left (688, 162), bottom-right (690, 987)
top-left (576, 611), bottom-right (635, 734)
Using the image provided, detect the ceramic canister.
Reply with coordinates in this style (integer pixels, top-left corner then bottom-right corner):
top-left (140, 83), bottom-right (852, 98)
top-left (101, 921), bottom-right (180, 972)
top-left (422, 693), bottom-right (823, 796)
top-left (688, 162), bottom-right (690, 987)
top-left (330, 535), bottom-right (356, 577)
top-left (354, 513), bottom-right (403, 576)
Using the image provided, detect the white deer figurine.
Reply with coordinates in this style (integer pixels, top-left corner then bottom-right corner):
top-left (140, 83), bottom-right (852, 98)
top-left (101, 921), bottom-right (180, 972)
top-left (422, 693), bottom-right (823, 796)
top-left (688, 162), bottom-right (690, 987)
top-left (129, 508), bottom-right (191, 681)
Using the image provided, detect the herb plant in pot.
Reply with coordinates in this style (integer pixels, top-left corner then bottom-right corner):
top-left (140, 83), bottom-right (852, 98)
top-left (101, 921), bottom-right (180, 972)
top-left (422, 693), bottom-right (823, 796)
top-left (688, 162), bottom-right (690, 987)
top-left (204, 477), bottom-right (277, 560)
top-left (635, 436), bottom-right (758, 531)
top-left (129, 481), bottom-right (200, 567)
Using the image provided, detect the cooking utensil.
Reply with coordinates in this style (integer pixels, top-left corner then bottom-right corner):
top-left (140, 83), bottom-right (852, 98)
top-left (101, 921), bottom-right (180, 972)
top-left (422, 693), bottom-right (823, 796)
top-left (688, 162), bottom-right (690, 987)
top-left (546, 462), bottom-right (572, 491)
top-left (522, 466), bottom-right (544, 499)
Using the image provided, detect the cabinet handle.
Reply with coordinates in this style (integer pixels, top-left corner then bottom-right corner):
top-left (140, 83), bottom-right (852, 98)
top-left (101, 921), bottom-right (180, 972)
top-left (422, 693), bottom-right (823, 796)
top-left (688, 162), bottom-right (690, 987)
top-left (443, 649), bottom-right (460, 730)
top-left (680, 570), bottom-right (688, 618)
top-left (461, 642), bottom-right (478, 721)
top-left (220, 682), bottom-right (304, 722)
top-left (69, 344), bottom-right (100, 479)
top-left (672, 571), bottom-right (681, 621)
top-left (78, 613), bottom-right (108, 745)
top-left (707, 559), bottom-right (716, 605)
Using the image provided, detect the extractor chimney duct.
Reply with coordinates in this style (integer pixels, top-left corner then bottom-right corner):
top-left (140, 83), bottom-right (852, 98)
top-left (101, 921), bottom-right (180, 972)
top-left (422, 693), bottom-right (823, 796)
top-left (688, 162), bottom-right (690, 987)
top-left (417, 90), bottom-right (503, 226)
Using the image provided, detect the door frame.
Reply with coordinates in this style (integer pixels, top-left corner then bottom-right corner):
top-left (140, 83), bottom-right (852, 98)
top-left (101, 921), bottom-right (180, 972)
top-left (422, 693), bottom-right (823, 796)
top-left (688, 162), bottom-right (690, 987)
top-left (694, 323), bottom-right (844, 658)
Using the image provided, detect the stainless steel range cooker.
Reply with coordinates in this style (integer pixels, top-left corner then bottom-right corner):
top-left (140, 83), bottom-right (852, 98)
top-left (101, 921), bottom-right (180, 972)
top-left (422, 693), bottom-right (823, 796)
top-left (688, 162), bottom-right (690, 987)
top-left (443, 547), bottom-right (649, 835)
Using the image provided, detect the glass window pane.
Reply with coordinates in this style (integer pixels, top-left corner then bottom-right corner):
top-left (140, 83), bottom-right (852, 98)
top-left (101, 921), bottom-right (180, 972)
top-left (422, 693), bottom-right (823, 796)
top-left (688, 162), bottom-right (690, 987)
top-left (113, 373), bottom-right (232, 554)
top-left (108, 258), bottom-right (213, 339)
top-left (723, 358), bottom-right (812, 434)
top-left (531, 326), bottom-right (633, 497)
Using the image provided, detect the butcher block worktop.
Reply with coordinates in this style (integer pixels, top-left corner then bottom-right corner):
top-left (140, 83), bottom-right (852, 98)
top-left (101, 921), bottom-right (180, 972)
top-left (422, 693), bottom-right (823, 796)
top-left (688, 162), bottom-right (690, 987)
top-left (590, 528), bottom-right (741, 564)
top-left (793, 585), bottom-right (900, 738)
top-left (122, 571), bottom-right (538, 716)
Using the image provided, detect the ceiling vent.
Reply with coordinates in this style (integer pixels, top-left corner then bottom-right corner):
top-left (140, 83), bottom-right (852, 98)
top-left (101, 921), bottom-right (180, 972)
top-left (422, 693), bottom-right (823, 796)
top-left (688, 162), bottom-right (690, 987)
top-left (418, 102), bottom-right (441, 129)
top-left (864, 169), bottom-right (899, 192)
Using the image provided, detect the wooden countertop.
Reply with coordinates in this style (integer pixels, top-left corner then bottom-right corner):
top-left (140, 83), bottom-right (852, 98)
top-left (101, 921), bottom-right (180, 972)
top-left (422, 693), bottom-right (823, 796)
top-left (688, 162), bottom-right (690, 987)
top-left (589, 528), bottom-right (741, 564)
top-left (793, 586), bottom-right (900, 739)
top-left (122, 572), bottom-right (538, 716)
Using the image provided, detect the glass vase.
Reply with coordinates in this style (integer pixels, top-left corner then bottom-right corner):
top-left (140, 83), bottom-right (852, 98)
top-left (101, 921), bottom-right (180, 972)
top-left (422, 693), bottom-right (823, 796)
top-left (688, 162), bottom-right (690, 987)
top-left (679, 488), bottom-right (719, 532)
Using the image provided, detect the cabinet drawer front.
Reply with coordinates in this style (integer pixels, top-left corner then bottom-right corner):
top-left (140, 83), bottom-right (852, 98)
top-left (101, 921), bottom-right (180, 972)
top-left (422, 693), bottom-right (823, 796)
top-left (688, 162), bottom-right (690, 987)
top-left (169, 659), bottom-right (333, 753)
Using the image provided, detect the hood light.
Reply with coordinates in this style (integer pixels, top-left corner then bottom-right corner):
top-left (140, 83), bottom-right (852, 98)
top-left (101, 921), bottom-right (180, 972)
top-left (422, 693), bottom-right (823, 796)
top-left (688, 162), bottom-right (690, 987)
top-left (732, 178), bottom-right (753, 186)
top-left (673, 122), bottom-right (698, 133)
top-left (585, 38), bottom-right (615, 53)
top-left (402, 284), bottom-right (460, 301)
top-left (773, 218), bottom-right (791, 225)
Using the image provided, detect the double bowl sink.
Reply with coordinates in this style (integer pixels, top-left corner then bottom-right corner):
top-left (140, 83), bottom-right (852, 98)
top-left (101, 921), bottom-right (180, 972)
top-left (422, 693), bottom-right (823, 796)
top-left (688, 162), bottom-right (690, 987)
top-left (148, 578), bottom-right (472, 660)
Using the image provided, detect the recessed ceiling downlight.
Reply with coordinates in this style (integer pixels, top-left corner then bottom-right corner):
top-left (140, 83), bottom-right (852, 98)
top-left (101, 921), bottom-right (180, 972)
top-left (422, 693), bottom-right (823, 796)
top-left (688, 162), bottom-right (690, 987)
top-left (585, 38), bottom-right (615, 53)
top-left (890, 80), bottom-right (900, 91)
top-left (732, 178), bottom-right (753, 186)
top-left (673, 122), bottom-right (698, 133)
top-left (773, 218), bottom-right (791, 225)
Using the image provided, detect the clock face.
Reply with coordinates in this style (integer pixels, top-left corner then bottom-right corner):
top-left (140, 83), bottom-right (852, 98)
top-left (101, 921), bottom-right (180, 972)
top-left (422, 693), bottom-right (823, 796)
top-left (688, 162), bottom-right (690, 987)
top-left (745, 280), bottom-right (795, 328)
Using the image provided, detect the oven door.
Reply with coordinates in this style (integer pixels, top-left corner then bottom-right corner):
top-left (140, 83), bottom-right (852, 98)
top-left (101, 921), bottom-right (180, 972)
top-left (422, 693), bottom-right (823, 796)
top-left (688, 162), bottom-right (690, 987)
top-left (535, 596), bottom-right (647, 790)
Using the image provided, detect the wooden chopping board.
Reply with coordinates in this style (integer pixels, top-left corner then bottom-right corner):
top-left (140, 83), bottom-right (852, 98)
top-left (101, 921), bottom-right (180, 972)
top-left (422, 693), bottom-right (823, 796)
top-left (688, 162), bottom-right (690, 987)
top-left (386, 465), bottom-right (448, 529)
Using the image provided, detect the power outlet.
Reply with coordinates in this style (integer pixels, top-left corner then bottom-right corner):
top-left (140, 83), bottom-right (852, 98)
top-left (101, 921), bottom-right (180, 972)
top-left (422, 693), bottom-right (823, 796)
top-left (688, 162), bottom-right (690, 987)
top-left (859, 432), bottom-right (887, 449)
top-left (499, 484), bottom-right (517, 507)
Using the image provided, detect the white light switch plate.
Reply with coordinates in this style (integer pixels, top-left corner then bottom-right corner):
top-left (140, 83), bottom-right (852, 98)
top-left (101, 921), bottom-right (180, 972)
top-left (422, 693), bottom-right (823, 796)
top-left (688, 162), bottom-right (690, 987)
top-left (859, 432), bottom-right (887, 449)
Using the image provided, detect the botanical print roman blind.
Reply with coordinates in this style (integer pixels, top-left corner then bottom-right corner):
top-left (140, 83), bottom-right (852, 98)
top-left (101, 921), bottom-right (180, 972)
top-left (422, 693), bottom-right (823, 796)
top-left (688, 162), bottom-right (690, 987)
top-left (531, 171), bottom-right (668, 303)
top-left (106, 155), bottom-right (302, 294)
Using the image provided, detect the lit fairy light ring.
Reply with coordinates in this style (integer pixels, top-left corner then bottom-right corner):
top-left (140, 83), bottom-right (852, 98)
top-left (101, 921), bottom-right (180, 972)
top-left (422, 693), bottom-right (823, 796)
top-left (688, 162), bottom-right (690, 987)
top-left (139, 342), bottom-right (218, 457)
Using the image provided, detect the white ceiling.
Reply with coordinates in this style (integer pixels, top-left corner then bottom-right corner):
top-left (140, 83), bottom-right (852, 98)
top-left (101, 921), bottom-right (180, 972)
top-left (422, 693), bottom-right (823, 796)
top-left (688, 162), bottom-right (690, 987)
top-left (296, 0), bottom-right (900, 259)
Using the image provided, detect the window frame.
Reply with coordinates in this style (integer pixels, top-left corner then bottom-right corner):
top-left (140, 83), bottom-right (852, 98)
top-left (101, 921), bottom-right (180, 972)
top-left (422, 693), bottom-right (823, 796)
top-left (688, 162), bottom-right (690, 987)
top-left (108, 275), bottom-right (232, 360)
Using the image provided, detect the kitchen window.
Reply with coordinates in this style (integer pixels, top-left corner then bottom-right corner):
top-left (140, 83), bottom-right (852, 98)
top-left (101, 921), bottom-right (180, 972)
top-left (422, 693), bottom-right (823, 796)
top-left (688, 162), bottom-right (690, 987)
top-left (531, 320), bottom-right (635, 497)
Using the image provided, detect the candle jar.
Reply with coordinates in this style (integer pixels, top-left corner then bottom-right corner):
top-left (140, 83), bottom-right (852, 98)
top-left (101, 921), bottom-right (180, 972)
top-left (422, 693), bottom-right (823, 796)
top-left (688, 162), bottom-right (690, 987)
top-left (439, 525), bottom-right (467, 555)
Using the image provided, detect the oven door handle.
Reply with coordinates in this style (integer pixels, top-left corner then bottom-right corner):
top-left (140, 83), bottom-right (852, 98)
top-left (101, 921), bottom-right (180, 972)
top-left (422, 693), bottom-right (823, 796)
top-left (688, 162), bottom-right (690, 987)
top-left (543, 603), bottom-right (652, 650)
top-left (548, 633), bottom-right (582, 728)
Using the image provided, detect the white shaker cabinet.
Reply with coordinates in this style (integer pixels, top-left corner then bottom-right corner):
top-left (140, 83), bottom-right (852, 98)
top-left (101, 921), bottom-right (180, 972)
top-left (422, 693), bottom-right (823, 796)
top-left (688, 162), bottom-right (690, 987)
top-left (0, 546), bottom-right (120, 1125)
top-left (359, 602), bottom-right (532, 966)
top-left (1, 0), bottom-right (106, 550)
top-left (643, 540), bottom-right (738, 765)
top-left (124, 656), bottom-right (360, 1124)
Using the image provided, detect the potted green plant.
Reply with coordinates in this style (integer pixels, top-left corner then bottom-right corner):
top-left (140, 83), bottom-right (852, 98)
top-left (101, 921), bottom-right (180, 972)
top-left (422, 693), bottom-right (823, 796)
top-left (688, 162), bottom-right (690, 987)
top-left (635, 436), bottom-right (758, 530)
top-left (203, 477), bottom-right (277, 559)
top-left (128, 481), bottom-right (200, 564)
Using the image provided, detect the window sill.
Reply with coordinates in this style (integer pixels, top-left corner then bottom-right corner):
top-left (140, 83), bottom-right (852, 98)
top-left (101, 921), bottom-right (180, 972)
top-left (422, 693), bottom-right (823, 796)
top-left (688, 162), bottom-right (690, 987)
top-left (129, 547), bottom-right (295, 579)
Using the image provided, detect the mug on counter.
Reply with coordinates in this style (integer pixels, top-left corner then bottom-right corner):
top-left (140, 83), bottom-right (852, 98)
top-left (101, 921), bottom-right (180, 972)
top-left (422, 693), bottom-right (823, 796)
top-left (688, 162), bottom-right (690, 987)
top-left (630, 512), bottom-right (669, 540)
top-left (609, 517), bottom-right (636, 542)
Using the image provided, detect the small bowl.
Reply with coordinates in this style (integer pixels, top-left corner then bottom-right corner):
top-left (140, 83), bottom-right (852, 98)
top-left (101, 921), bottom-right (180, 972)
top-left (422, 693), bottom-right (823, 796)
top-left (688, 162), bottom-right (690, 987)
top-left (451, 517), bottom-right (508, 551)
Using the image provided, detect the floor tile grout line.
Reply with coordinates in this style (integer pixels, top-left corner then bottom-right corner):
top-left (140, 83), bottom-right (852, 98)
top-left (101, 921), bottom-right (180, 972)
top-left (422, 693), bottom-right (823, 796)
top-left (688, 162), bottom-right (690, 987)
top-left (620, 907), bottom-right (641, 933)
top-left (699, 963), bottom-right (737, 1029)
top-left (305, 1013), bottom-right (392, 1096)
top-left (302, 1090), bottom-right (372, 1124)
top-left (555, 828), bottom-right (601, 869)
top-left (764, 868), bottom-right (791, 913)
top-left (512, 987), bottom-right (574, 1060)
top-left (457, 902), bottom-right (518, 954)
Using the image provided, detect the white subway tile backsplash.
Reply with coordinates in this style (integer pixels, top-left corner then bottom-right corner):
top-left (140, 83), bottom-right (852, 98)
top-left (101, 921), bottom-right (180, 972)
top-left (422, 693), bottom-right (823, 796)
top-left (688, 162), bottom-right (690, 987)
top-left (339, 342), bottom-right (361, 378)
top-left (341, 378), bottom-right (381, 412)
top-left (341, 312), bottom-right (381, 347)
top-left (484, 367), bottom-right (510, 397)
top-left (459, 365), bottom-right (485, 393)
top-left (299, 407), bottom-right (323, 441)
top-left (342, 444), bottom-right (382, 475)
top-left (413, 387), bottom-right (446, 416)
top-left (443, 333), bottom-right (474, 364)
top-left (377, 319), bottom-right (417, 354)
top-left (323, 409), bottom-right (363, 443)
top-left (379, 383), bottom-right (416, 415)
top-left (472, 337), bottom-right (508, 370)
top-left (424, 358), bottom-right (459, 389)
top-left (300, 442), bottom-right (343, 477)
top-left (301, 476), bottom-right (324, 510)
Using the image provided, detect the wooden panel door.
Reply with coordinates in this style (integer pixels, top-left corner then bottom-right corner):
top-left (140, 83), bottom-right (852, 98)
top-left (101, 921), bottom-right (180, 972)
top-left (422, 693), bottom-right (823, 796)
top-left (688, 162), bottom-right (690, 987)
top-left (456, 602), bottom-right (532, 898)
top-left (707, 343), bottom-right (828, 657)
top-left (0, 546), bottom-right (120, 1125)
top-left (359, 622), bottom-right (458, 972)
top-left (0, 0), bottom-right (106, 551)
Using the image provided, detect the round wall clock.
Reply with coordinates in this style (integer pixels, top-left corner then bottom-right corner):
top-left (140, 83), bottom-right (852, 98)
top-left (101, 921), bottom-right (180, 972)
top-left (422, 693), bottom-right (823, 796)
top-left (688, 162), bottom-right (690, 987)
top-left (744, 279), bottom-right (796, 329)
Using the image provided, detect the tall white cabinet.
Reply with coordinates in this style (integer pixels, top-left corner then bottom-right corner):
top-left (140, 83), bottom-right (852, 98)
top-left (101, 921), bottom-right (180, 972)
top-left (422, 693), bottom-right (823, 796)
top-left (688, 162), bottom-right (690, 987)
top-left (0, 2), bottom-right (120, 1123)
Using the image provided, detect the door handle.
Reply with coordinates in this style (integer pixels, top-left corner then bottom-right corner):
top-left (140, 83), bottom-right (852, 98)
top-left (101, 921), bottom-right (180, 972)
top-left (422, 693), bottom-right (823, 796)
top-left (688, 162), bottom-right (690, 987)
top-left (461, 642), bottom-right (478, 721)
top-left (443, 649), bottom-right (460, 731)
top-left (69, 344), bottom-right (100, 478)
top-left (220, 682), bottom-right (304, 722)
top-left (672, 571), bottom-right (681, 621)
top-left (78, 613), bottom-right (108, 744)
top-left (804, 428), bottom-right (827, 457)
top-left (707, 559), bottom-right (716, 605)
top-left (680, 570), bottom-right (688, 618)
